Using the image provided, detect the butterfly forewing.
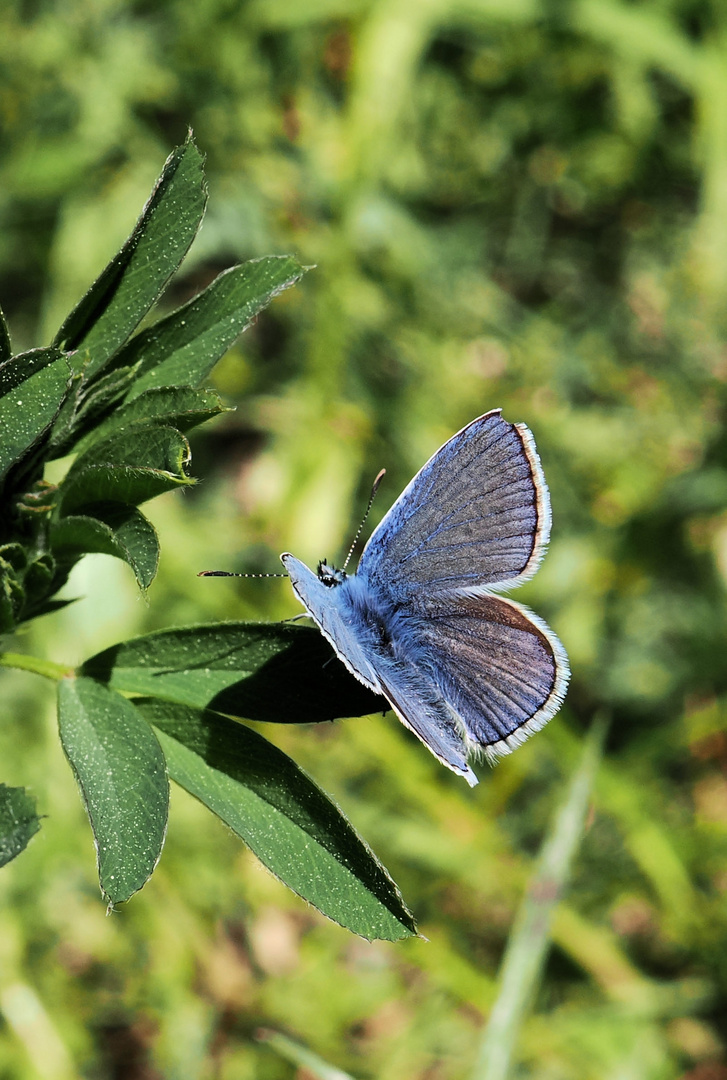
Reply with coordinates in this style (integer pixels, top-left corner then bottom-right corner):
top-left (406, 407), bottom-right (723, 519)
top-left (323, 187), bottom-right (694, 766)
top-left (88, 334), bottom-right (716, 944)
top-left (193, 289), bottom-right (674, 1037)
top-left (358, 411), bottom-right (550, 598)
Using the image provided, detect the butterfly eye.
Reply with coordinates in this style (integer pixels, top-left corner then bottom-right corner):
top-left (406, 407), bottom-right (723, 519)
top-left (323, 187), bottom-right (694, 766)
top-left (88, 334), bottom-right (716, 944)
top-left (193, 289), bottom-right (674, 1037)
top-left (317, 561), bottom-right (346, 587)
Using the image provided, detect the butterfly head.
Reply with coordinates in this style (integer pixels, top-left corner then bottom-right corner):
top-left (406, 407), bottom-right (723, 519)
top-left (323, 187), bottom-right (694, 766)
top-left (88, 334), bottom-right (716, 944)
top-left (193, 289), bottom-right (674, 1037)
top-left (317, 560), bottom-right (347, 588)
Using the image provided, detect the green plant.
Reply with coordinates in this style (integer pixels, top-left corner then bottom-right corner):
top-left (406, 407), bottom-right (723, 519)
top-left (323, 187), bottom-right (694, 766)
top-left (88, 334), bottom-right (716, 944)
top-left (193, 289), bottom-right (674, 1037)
top-left (0, 136), bottom-right (416, 942)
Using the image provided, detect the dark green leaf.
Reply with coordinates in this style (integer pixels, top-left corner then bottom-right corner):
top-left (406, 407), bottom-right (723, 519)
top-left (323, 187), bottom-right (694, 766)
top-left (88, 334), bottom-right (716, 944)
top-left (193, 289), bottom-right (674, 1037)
top-left (58, 463), bottom-right (194, 513)
top-left (51, 507), bottom-right (159, 590)
top-left (76, 364), bottom-right (140, 417)
top-left (0, 591), bottom-right (15, 633)
top-left (0, 544), bottom-right (27, 573)
top-left (115, 256), bottom-right (309, 400)
top-left (0, 784), bottom-right (41, 867)
top-left (72, 387), bottom-right (228, 456)
top-left (0, 306), bottom-right (11, 365)
top-left (58, 426), bottom-right (194, 512)
top-left (138, 698), bottom-right (416, 941)
top-left (44, 372), bottom-right (83, 456)
top-left (23, 596), bottom-right (79, 620)
top-left (48, 365), bottom-right (139, 458)
top-left (22, 554), bottom-right (55, 608)
top-left (82, 622), bottom-right (385, 724)
top-left (57, 676), bottom-right (169, 904)
top-left (0, 547), bottom-right (30, 630)
top-left (0, 346), bottom-right (60, 396)
top-left (0, 560), bottom-right (25, 631)
top-left (0, 349), bottom-right (71, 483)
top-left (53, 136), bottom-right (207, 379)
top-left (67, 422), bottom-right (192, 472)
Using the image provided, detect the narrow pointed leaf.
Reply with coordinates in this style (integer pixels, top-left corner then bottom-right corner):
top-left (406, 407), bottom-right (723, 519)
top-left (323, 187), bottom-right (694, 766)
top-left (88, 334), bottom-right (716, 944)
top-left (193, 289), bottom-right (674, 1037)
top-left (51, 508), bottom-right (159, 590)
top-left (72, 387), bottom-right (228, 456)
top-left (138, 698), bottom-right (416, 940)
top-left (0, 555), bottom-right (25, 631)
top-left (48, 364), bottom-right (138, 458)
top-left (58, 426), bottom-right (194, 512)
top-left (0, 346), bottom-right (59, 396)
top-left (59, 463), bottom-right (195, 513)
top-left (0, 306), bottom-right (11, 364)
top-left (57, 677), bottom-right (168, 904)
top-left (0, 784), bottom-right (41, 867)
top-left (115, 256), bottom-right (309, 400)
top-left (81, 622), bottom-right (385, 723)
top-left (53, 136), bottom-right (207, 378)
top-left (22, 554), bottom-right (55, 613)
top-left (67, 423), bottom-right (192, 472)
top-left (0, 349), bottom-right (71, 482)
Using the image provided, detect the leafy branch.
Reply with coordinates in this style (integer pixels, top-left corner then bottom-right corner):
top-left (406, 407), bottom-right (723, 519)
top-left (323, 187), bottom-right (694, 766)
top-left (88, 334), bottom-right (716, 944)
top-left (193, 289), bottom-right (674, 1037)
top-left (0, 136), bottom-right (416, 942)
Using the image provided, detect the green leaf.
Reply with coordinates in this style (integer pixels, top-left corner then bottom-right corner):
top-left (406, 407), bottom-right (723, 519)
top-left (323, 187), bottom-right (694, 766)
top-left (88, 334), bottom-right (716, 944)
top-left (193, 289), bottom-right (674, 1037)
top-left (58, 425), bottom-right (194, 513)
top-left (0, 551), bottom-right (58, 628)
top-left (22, 554), bottom-right (55, 609)
top-left (48, 364), bottom-right (139, 458)
top-left (72, 387), bottom-right (228, 456)
top-left (138, 698), bottom-right (416, 941)
top-left (114, 256), bottom-right (309, 400)
top-left (51, 507), bottom-right (159, 590)
top-left (57, 676), bottom-right (169, 904)
top-left (0, 559), bottom-right (25, 632)
top-left (81, 622), bottom-right (385, 724)
top-left (0, 588), bottom-right (16, 633)
top-left (75, 364), bottom-right (139, 418)
top-left (0, 784), bottom-right (41, 867)
top-left (0, 346), bottom-right (59, 396)
top-left (58, 463), bottom-right (194, 513)
top-left (67, 422), bottom-right (192, 472)
top-left (53, 136), bottom-right (208, 379)
top-left (0, 306), bottom-right (11, 365)
top-left (23, 596), bottom-right (78, 620)
top-left (0, 348), bottom-right (71, 484)
top-left (0, 543), bottom-right (27, 573)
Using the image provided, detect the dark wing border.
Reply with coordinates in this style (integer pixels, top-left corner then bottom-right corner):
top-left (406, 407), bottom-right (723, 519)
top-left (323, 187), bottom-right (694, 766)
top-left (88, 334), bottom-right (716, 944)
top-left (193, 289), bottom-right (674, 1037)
top-left (473, 597), bottom-right (570, 762)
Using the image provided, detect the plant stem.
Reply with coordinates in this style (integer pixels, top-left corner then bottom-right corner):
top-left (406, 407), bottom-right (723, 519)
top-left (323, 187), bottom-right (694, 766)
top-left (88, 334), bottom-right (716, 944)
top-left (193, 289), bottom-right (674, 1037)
top-left (0, 652), bottom-right (74, 681)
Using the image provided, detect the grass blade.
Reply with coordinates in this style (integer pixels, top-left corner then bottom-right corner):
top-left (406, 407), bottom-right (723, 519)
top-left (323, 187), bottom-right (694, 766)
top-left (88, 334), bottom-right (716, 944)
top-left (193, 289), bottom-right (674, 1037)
top-left (256, 1029), bottom-right (356, 1080)
top-left (472, 716), bottom-right (608, 1080)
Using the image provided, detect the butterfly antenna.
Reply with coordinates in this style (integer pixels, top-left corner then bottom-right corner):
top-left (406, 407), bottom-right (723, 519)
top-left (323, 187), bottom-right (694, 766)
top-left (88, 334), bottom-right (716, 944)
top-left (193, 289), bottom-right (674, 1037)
top-left (197, 570), bottom-right (288, 578)
top-left (342, 468), bottom-right (386, 572)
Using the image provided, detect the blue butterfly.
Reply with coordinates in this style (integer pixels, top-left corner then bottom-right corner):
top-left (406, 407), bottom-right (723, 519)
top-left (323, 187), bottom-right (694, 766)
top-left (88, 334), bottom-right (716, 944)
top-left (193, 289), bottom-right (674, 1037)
top-left (281, 410), bottom-right (570, 787)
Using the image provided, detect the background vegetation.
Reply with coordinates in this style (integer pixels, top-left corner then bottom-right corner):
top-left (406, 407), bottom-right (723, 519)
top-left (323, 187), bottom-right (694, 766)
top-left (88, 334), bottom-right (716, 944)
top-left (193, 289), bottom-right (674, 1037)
top-left (2, 0), bottom-right (727, 1077)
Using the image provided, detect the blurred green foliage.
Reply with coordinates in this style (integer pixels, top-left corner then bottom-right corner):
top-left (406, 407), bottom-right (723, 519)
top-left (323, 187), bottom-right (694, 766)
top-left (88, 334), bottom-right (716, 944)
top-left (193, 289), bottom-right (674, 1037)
top-left (2, 0), bottom-right (727, 1077)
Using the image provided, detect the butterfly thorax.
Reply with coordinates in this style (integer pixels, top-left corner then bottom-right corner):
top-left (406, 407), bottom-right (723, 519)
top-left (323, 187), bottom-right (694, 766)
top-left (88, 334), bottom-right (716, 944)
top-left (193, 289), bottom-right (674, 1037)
top-left (317, 560), bottom-right (347, 588)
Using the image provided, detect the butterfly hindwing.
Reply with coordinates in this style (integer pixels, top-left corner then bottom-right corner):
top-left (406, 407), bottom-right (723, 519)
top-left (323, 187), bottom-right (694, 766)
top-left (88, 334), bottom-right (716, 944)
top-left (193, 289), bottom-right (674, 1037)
top-left (401, 591), bottom-right (569, 761)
